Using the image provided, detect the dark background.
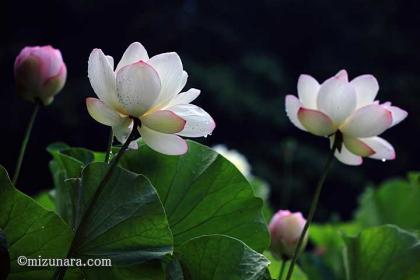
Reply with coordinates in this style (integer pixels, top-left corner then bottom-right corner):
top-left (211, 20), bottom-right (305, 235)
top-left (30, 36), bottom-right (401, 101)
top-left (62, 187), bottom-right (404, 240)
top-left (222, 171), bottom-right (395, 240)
top-left (1, 0), bottom-right (418, 222)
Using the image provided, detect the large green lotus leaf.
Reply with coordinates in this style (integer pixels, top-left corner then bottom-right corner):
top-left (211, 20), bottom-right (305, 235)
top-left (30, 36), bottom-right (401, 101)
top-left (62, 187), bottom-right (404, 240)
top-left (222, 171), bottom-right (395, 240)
top-left (175, 235), bottom-right (270, 280)
top-left (33, 190), bottom-right (56, 211)
top-left (47, 143), bottom-right (96, 224)
top-left (0, 229), bottom-right (10, 279)
top-left (250, 177), bottom-right (273, 223)
top-left (355, 173), bottom-right (420, 231)
top-left (68, 162), bottom-right (173, 266)
top-left (0, 165), bottom-right (74, 279)
top-left (305, 223), bottom-right (361, 279)
top-left (120, 140), bottom-right (269, 252)
top-left (343, 225), bottom-right (420, 280)
top-left (47, 143), bottom-right (95, 167)
top-left (166, 259), bottom-right (184, 280)
top-left (83, 260), bottom-right (165, 280)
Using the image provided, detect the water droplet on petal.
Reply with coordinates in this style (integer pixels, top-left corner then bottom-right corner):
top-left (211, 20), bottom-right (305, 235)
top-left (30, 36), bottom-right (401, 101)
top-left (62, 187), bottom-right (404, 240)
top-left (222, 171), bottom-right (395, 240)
top-left (381, 158), bottom-right (386, 162)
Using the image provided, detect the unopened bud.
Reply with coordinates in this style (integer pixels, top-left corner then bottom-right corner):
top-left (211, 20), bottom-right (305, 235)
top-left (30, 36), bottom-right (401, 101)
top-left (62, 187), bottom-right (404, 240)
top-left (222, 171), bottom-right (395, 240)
top-left (15, 45), bottom-right (67, 105)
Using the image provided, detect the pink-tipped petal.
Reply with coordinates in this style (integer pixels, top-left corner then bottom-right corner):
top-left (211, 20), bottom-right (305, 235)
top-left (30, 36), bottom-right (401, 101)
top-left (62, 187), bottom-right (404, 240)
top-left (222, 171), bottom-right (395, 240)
top-left (350, 74), bottom-right (379, 108)
top-left (340, 104), bottom-right (392, 138)
top-left (381, 103), bottom-right (408, 127)
top-left (330, 136), bottom-right (363, 166)
top-left (116, 61), bottom-right (161, 116)
top-left (343, 136), bottom-right (375, 157)
top-left (86, 98), bottom-right (124, 126)
top-left (166, 88), bottom-right (200, 107)
top-left (148, 52), bottom-right (185, 107)
top-left (334, 69), bottom-right (348, 82)
top-left (169, 104), bottom-right (215, 137)
top-left (297, 74), bottom-right (320, 109)
top-left (297, 108), bottom-right (335, 136)
top-left (141, 110), bottom-right (186, 134)
top-left (115, 42), bottom-right (149, 72)
top-left (285, 95), bottom-right (306, 131)
top-left (88, 49), bottom-right (118, 108)
top-left (359, 137), bottom-right (396, 160)
top-left (139, 125), bottom-right (188, 155)
top-left (317, 77), bottom-right (357, 125)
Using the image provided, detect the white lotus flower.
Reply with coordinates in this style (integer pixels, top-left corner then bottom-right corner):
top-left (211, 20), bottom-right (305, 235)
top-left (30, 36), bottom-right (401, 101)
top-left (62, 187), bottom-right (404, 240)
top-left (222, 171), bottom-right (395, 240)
top-left (213, 145), bottom-right (251, 177)
top-left (285, 70), bottom-right (407, 165)
top-left (86, 42), bottom-right (215, 155)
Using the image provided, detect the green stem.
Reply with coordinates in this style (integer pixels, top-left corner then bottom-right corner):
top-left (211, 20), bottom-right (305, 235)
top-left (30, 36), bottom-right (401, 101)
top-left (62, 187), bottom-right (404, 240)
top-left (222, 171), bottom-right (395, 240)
top-left (53, 119), bottom-right (139, 280)
top-left (278, 259), bottom-right (286, 280)
top-left (285, 132), bottom-right (341, 280)
top-left (104, 128), bottom-right (114, 163)
top-left (13, 101), bottom-right (41, 185)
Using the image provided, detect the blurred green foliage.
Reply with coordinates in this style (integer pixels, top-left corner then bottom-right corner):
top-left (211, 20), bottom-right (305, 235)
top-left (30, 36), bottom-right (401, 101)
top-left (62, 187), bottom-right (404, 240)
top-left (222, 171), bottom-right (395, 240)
top-left (301, 172), bottom-right (420, 279)
top-left (343, 225), bottom-right (420, 280)
top-left (356, 172), bottom-right (420, 231)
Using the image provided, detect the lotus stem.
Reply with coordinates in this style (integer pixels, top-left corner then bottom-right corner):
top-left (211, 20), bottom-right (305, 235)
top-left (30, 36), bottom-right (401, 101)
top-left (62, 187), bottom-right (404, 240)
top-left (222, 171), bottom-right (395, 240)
top-left (104, 128), bottom-right (114, 163)
top-left (13, 100), bottom-right (41, 185)
top-left (285, 131), bottom-right (341, 280)
top-left (278, 259), bottom-right (286, 280)
top-left (53, 118), bottom-right (139, 280)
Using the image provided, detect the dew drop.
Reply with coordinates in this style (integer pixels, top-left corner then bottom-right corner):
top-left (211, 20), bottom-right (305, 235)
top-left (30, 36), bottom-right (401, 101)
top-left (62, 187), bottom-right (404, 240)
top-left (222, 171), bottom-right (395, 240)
top-left (381, 158), bottom-right (386, 162)
top-left (204, 135), bottom-right (208, 138)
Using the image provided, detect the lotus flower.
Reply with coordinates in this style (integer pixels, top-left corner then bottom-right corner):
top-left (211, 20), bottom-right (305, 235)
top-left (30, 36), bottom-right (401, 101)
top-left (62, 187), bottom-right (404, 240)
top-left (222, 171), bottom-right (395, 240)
top-left (15, 45), bottom-right (67, 105)
top-left (285, 70), bottom-right (407, 165)
top-left (269, 210), bottom-right (308, 259)
top-left (213, 145), bottom-right (251, 177)
top-left (86, 42), bottom-right (215, 155)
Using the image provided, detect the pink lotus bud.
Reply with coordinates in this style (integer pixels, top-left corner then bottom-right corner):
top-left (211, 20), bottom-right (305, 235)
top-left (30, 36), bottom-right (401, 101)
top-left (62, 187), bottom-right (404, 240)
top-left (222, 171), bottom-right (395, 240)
top-left (14, 45), bottom-right (67, 105)
top-left (269, 210), bottom-right (308, 259)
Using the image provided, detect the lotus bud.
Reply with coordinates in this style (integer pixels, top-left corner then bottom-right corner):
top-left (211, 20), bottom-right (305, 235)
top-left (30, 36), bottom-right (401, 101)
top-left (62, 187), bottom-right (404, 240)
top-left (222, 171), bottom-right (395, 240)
top-left (14, 45), bottom-right (67, 105)
top-left (269, 210), bottom-right (308, 259)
